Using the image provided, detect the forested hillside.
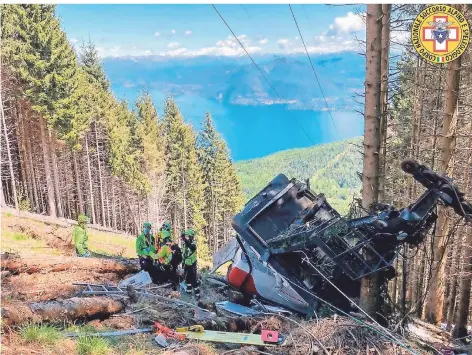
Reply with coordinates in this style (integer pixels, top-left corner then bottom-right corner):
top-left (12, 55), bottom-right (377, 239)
top-left (0, 4), bottom-right (243, 259)
top-left (236, 137), bottom-right (362, 214)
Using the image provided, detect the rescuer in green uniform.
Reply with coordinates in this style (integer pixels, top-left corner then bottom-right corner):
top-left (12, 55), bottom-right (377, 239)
top-left (181, 229), bottom-right (200, 300)
top-left (136, 222), bottom-right (159, 283)
top-left (73, 214), bottom-right (90, 257)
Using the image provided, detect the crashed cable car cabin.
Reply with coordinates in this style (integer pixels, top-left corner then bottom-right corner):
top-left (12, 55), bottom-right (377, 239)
top-left (214, 159), bottom-right (472, 316)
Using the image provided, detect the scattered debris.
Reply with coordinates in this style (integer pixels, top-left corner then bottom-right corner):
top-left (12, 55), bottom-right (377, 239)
top-left (118, 270), bottom-right (152, 288)
top-left (215, 301), bottom-right (261, 317)
top-left (261, 329), bottom-right (280, 344)
top-left (154, 322), bottom-right (186, 341)
top-left (155, 334), bottom-right (169, 347)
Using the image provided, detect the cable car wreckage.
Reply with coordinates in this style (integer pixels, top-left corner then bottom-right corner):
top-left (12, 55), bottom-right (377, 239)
top-left (212, 159), bottom-right (472, 317)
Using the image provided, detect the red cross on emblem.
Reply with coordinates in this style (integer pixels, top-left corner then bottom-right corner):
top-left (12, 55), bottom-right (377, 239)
top-left (422, 15), bottom-right (460, 52)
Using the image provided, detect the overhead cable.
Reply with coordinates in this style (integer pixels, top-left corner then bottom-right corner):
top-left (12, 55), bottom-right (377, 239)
top-left (288, 4), bottom-right (341, 139)
top-left (211, 4), bottom-right (316, 146)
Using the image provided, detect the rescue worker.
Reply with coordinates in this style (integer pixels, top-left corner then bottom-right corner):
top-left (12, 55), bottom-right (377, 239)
top-left (136, 222), bottom-right (159, 283)
top-left (73, 214), bottom-right (90, 257)
top-left (181, 229), bottom-right (200, 300)
top-left (157, 222), bottom-right (173, 247)
top-left (155, 233), bottom-right (179, 290)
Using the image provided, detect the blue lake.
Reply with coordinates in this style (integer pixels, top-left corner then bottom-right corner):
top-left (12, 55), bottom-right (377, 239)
top-left (113, 89), bottom-right (364, 161)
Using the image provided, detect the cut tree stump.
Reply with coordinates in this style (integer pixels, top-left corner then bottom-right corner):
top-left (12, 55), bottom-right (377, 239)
top-left (1, 255), bottom-right (139, 275)
top-left (2, 296), bottom-right (126, 327)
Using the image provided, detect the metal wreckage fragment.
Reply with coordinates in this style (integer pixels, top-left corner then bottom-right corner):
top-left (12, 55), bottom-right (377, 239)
top-left (213, 159), bottom-right (472, 316)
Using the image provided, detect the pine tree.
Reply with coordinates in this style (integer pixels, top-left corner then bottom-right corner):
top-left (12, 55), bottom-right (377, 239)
top-left (162, 98), bottom-right (209, 260)
top-left (197, 113), bottom-right (243, 254)
top-left (79, 39), bottom-right (110, 91)
top-left (135, 91), bottom-right (165, 226)
top-left (1, 5), bottom-right (79, 218)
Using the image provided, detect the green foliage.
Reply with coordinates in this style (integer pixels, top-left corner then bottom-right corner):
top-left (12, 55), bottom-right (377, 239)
top-left (17, 186), bottom-right (31, 212)
top-left (236, 137), bottom-right (363, 215)
top-left (1, 5), bottom-right (78, 130)
top-left (13, 232), bottom-right (29, 241)
top-left (135, 91), bottom-right (164, 179)
top-left (19, 323), bottom-right (62, 345)
top-left (197, 113), bottom-right (244, 253)
top-left (77, 336), bottom-right (111, 355)
top-left (162, 97), bottom-right (209, 259)
top-left (106, 100), bottom-right (149, 195)
top-left (79, 39), bottom-right (110, 91)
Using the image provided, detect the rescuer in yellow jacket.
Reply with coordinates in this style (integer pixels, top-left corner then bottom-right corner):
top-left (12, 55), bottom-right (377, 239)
top-left (155, 231), bottom-right (180, 290)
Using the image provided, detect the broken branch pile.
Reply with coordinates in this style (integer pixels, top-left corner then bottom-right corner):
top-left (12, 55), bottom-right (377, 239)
top-left (286, 316), bottom-right (422, 355)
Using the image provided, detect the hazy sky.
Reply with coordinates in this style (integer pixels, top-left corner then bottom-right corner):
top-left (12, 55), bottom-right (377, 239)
top-left (56, 4), bottom-right (368, 58)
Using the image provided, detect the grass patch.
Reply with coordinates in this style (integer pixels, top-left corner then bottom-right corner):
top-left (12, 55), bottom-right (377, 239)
top-left (1, 228), bottom-right (54, 255)
top-left (13, 232), bottom-right (29, 241)
top-left (65, 324), bottom-right (99, 335)
top-left (87, 230), bottom-right (136, 258)
top-left (108, 333), bottom-right (155, 354)
top-left (77, 336), bottom-right (112, 355)
top-left (19, 323), bottom-right (63, 345)
top-left (5, 211), bottom-right (13, 217)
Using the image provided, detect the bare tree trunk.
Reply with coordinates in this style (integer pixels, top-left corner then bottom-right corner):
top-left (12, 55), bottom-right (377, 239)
top-left (73, 150), bottom-right (85, 215)
top-left (1, 95), bottom-right (18, 210)
top-left (95, 121), bottom-right (106, 226)
top-left (105, 178), bottom-right (111, 228)
top-left (359, 4), bottom-right (383, 318)
top-left (112, 179), bottom-right (117, 229)
top-left (24, 114), bottom-right (39, 212)
top-left (16, 104), bottom-right (32, 207)
top-left (378, 4), bottom-right (390, 203)
top-left (38, 115), bottom-right (56, 217)
top-left (85, 133), bottom-right (96, 223)
top-left (0, 179), bottom-right (6, 207)
top-left (446, 232), bottom-right (461, 329)
top-left (401, 248), bottom-right (407, 318)
top-left (452, 111), bottom-right (472, 337)
top-left (48, 131), bottom-right (63, 217)
top-left (425, 56), bottom-right (461, 324)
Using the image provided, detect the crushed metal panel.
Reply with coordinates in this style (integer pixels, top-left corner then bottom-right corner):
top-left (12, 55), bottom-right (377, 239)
top-left (215, 301), bottom-right (262, 317)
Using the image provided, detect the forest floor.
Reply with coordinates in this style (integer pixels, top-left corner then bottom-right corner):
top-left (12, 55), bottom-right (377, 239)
top-left (0, 209), bottom-right (465, 355)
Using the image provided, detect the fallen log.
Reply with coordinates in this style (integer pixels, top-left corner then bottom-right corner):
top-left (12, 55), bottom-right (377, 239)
top-left (1, 256), bottom-right (139, 275)
top-left (2, 296), bottom-right (126, 327)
